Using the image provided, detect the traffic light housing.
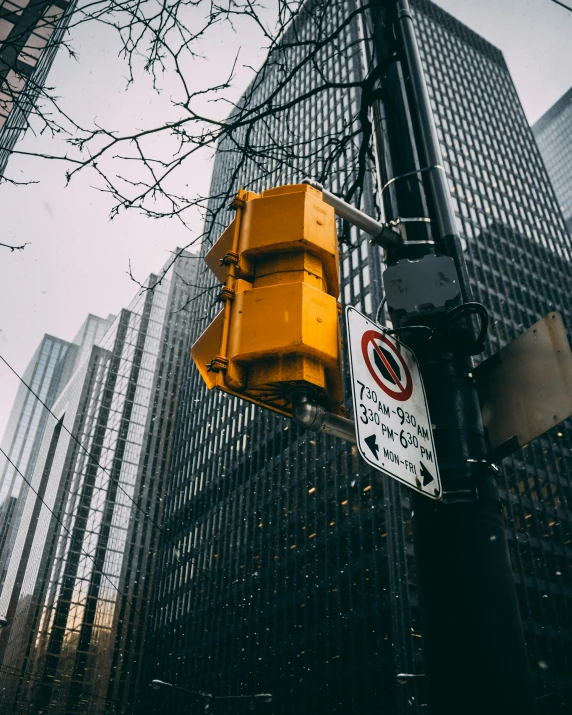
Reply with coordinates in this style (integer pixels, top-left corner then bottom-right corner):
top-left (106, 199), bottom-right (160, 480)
top-left (192, 183), bottom-right (344, 417)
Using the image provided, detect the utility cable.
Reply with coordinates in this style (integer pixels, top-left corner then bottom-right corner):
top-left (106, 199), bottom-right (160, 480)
top-left (0, 447), bottom-right (147, 625)
top-left (375, 296), bottom-right (387, 325)
top-left (551, 0), bottom-right (572, 11)
top-left (380, 164), bottom-right (445, 198)
top-left (386, 325), bottom-right (433, 339)
top-left (0, 356), bottom-right (222, 594)
top-left (429, 302), bottom-right (489, 354)
top-left (374, 302), bottom-right (488, 354)
top-left (0, 353), bottom-right (163, 533)
top-left (0, 450), bottom-right (224, 703)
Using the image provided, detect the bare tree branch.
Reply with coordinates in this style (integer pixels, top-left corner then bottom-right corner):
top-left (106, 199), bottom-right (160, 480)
top-left (0, 241), bottom-right (30, 252)
top-left (1, 0), bottom-right (387, 267)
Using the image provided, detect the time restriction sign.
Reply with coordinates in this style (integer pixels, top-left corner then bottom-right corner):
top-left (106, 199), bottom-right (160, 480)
top-left (346, 306), bottom-right (442, 500)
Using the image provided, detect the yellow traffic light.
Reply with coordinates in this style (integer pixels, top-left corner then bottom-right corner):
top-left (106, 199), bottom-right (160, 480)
top-left (192, 183), bottom-right (344, 417)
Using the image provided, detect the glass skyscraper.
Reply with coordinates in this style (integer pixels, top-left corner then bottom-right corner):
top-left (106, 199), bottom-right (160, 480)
top-left (0, 0), bottom-right (76, 176)
top-left (0, 314), bottom-right (112, 592)
top-left (142, 1), bottom-right (572, 715)
top-left (0, 251), bottom-right (198, 714)
top-left (533, 87), bottom-right (572, 236)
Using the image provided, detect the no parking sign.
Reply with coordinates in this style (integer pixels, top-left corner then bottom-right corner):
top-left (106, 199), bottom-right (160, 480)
top-left (346, 306), bottom-right (442, 500)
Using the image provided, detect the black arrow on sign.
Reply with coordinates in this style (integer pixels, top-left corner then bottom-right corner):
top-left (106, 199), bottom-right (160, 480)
top-left (364, 434), bottom-right (379, 460)
top-left (420, 461), bottom-right (434, 486)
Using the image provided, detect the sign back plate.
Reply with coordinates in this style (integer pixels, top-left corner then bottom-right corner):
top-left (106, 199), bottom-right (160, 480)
top-left (476, 312), bottom-right (572, 452)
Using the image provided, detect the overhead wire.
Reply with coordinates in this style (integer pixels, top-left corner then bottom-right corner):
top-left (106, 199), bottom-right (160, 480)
top-left (375, 296), bottom-right (387, 325)
top-left (0, 353), bottom-right (164, 534)
top-left (0, 446), bottom-right (147, 625)
top-left (0, 354), bottom-right (222, 593)
top-left (551, 0), bottom-right (572, 10)
top-left (0, 455), bottom-right (221, 698)
top-left (0, 449), bottom-right (169, 706)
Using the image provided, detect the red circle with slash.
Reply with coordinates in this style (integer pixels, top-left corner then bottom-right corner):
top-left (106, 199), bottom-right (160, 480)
top-left (361, 330), bottom-right (413, 401)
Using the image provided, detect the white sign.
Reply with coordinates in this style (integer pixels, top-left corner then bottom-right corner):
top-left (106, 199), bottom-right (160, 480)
top-left (346, 306), bottom-right (441, 500)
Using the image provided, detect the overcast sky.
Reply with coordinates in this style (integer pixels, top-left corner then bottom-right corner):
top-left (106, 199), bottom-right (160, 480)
top-left (1, 0), bottom-right (571, 437)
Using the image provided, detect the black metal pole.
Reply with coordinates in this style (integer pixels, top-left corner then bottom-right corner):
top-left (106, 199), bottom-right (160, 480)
top-left (394, 0), bottom-right (473, 305)
top-left (366, 1), bottom-right (536, 712)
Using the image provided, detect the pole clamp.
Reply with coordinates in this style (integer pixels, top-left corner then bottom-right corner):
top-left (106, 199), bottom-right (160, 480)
top-left (218, 286), bottom-right (235, 302)
top-left (440, 463), bottom-right (501, 505)
top-left (371, 217), bottom-right (434, 248)
top-left (231, 195), bottom-right (246, 210)
top-left (220, 251), bottom-right (239, 267)
top-left (206, 356), bottom-right (228, 373)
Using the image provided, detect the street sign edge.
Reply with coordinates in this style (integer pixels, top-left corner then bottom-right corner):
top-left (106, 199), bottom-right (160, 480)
top-left (345, 305), bottom-right (442, 500)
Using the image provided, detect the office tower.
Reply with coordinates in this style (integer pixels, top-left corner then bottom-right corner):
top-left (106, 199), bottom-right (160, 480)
top-left (143, 1), bottom-right (572, 714)
top-left (533, 87), bottom-right (572, 236)
top-left (0, 314), bottom-right (112, 591)
top-left (0, 251), bottom-right (199, 714)
top-left (0, 0), bottom-right (76, 176)
top-left (70, 313), bottom-right (117, 373)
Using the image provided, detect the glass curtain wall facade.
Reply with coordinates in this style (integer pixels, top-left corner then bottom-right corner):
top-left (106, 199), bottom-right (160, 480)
top-left (533, 87), bottom-right (572, 236)
top-left (143, 2), bottom-right (572, 715)
top-left (0, 335), bottom-right (73, 590)
top-left (0, 0), bottom-right (76, 176)
top-left (142, 3), bottom-right (411, 715)
top-left (0, 315), bottom-right (112, 593)
top-left (413, 6), bottom-right (572, 710)
top-left (0, 251), bottom-right (198, 714)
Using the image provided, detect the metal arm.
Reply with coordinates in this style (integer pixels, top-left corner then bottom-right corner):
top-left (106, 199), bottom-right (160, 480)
top-left (302, 178), bottom-right (402, 248)
top-left (291, 389), bottom-right (356, 443)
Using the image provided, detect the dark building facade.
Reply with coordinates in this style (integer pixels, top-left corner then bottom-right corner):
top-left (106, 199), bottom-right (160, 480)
top-left (533, 87), bottom-right (572, 236)
top-left (142, 2), bottom-right (572, 715)
top-left (0, 252), bottom-right (198, 714)
top-left (0, 0), bottom-right (76, 176)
